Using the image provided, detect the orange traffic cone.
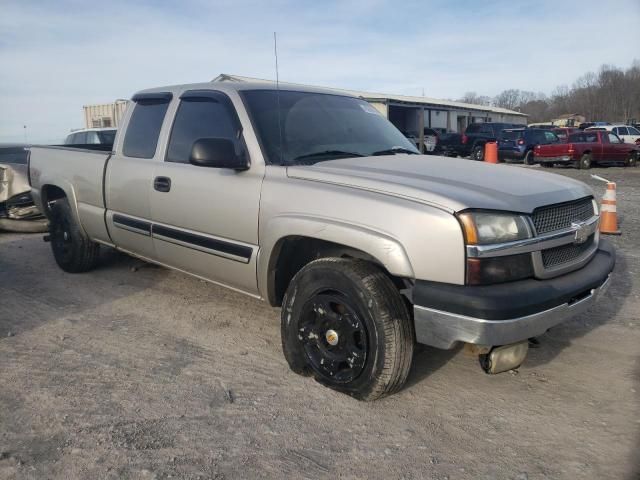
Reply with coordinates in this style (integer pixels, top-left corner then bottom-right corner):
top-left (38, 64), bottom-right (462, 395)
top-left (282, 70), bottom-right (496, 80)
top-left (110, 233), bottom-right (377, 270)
top-left (484, 142), bottom-right (498, 164)
top-left (599, 182), bottom-right (621, 235)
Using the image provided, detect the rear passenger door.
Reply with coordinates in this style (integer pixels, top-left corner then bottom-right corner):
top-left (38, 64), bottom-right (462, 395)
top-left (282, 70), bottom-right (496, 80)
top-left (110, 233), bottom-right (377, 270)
top-left (149, 89), bottom-right (264, 295)
top-left (105, 92), bottom-right (173, 260)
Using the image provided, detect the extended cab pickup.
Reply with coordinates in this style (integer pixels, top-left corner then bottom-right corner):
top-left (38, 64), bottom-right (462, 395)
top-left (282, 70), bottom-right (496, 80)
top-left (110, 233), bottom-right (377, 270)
top-left (534, 130), bottom-right (639, 169)
top-left (29, 82), bottom-right (615, 400)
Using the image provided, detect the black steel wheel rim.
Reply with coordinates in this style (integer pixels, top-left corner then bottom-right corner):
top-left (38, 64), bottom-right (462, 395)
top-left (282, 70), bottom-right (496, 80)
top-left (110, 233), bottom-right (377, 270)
top-left (298, 292), bottom-right (368, 384)
top-left (52, 215), bottom-right (73, 262)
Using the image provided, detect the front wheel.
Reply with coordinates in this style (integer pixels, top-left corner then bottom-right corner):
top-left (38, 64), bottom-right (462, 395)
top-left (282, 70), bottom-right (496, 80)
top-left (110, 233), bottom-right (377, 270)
top-left (281, 258), bottom-right (414, 401)
top-left (578, 153), bottom-right (592, 170)
top-left (626, 152), bottom-right (637, 168)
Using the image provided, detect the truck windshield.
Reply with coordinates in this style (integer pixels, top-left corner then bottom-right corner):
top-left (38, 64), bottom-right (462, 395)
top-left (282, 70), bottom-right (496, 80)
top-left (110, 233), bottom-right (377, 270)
top-left (242, 90), bottom-right (419, 165)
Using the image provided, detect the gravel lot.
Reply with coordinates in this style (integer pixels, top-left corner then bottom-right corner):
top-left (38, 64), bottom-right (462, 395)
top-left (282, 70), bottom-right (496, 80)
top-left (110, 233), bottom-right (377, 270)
top-left (1, 165), bottom-right (638, 480)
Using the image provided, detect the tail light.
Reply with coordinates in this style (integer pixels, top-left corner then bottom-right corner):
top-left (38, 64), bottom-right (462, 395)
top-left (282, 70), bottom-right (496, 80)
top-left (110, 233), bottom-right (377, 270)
top-left (517, 139), bottom-right (525, 145)
top-left (635, 138), bottom-right (640, 145)
top-left (567, 143), bottom-right (575, 154)
top-left (462, 134), bottom-right (468, 144)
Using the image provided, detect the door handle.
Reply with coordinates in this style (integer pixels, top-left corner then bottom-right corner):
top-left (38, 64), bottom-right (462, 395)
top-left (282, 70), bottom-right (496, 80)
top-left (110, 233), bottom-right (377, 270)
top-left (153, 176), bottom-right (171, 192)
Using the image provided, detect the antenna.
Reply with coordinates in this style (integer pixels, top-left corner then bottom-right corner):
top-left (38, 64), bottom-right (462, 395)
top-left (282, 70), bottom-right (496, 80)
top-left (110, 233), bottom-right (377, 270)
top-left (274, 32), bottom-right (284, 165)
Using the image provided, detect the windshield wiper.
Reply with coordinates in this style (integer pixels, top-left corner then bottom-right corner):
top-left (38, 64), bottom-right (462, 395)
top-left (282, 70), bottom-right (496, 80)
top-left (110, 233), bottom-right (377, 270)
top-left (292, 150), bottom-right (365, 163)
top-left (371, 147), bottom-right (419, 156)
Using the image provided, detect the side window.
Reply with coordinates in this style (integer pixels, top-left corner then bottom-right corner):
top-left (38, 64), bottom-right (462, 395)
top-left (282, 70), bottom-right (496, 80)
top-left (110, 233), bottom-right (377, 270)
top-left (86, 131), bottom-right (100, 144)
top-left (608, 133), bottom-right (621, 144)
top-left (166, 95), bottom-right (241, 164)
top-left (617, 127), bottom-right (629, 136)
top-left (123, 98), bottom-right (171, 158)
top-left (544, 131), bottom-right (559, 143)
top-left (628, 126), bottom-right (640, 135)
top-left (74, 132), bottom-right (87, 144)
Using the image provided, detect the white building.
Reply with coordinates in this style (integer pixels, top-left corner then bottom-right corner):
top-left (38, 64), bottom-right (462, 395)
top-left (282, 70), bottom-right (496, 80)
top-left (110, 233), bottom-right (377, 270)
top-left (83, 100), bottom-right (129, 129)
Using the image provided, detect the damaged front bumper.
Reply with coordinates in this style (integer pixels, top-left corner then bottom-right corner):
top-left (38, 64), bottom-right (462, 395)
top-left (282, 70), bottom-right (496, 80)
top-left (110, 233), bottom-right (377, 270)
top-left (0, 192), bottom-right (49, 232)
top-left (413, 240), bottom-right (615, 349)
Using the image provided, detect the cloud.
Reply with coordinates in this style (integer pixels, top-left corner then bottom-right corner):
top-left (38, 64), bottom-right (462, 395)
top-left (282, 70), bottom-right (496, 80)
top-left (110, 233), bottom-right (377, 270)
top-left (1, 0), bottom-right (638, 142)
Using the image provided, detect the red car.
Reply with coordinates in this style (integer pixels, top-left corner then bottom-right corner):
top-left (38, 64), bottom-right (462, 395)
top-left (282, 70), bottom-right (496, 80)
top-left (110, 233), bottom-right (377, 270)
top-left (533, 130), bottom-right (639, 169)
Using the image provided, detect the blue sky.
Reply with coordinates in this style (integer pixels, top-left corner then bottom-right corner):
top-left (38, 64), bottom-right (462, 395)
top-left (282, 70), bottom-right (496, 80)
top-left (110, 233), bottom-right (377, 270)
top-left (1, 0), bottom-right (638, 142)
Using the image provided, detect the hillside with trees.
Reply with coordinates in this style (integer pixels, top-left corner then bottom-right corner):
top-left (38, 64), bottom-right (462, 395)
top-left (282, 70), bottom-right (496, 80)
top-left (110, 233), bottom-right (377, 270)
top-left (458, 60), bottom-right (640, 123)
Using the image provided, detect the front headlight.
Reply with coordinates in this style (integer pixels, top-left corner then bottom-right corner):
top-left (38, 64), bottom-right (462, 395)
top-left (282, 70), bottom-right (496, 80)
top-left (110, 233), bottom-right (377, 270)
top-left (458, 211), bottom-right (532, 245)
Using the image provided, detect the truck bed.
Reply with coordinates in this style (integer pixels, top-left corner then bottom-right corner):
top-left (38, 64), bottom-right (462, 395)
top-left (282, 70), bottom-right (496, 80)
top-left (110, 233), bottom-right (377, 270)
top-left (29, 145), bottom-right (112, 241)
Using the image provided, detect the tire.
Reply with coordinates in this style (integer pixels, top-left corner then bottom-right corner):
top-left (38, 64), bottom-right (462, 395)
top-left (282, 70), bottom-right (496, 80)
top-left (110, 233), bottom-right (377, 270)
top-left (281, 258), bottom-right (414, 401)
top-left (49, 198), bottom-right (100, 273)
top-left (0, 218), bottom-right (49, 233)
top-left (626, 152), bottom-right (637, 168)
top-left (578, 153), bottom-right (592, 170)
top-left (471, 145), bottom-right (484, 161)
top-left (524, 150), bottom-right (534, 165)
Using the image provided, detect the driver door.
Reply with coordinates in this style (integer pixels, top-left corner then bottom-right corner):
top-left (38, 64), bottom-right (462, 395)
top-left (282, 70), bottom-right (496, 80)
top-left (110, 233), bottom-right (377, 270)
top-left (149, 89), bottom-right (264, 295)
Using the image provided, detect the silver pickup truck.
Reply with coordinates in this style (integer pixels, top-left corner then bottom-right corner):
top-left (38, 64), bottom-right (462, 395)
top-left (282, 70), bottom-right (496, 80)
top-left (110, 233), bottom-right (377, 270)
top-left (29, 81), bottom-right (615, 400)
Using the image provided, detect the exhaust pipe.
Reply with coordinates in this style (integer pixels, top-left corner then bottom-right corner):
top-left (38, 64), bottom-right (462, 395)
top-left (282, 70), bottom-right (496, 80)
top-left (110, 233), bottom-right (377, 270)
top-left (480, 341), bottom-right (529, 374)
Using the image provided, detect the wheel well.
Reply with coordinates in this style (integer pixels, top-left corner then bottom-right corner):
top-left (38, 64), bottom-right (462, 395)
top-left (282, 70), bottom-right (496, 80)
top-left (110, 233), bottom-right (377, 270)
top-left (267, 236), bottom-right (405, 307)
top-left (583, 150), bottom-right (591, 155)
top-left (41, 185), bottom-right (67, 216)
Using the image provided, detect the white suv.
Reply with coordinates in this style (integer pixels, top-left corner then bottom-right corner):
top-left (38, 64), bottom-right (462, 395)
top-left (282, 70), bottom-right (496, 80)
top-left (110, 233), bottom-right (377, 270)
top-left (586, 124), bottom-right (640, 144)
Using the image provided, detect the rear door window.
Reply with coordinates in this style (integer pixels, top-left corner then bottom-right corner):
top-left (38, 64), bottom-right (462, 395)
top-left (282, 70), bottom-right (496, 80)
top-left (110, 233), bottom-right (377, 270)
top-left (86, 131), bottom-right (100, 144)
top-left (73, 132), bottom-right (87, 144)
top-left (166, 92), bottom-right (242, 164)
top-left (628, 126), bottom-right (640, 135)
top-left (123, 96), bottom-right (171, 158)
top-left (543, 131), bottom-right (559, 144)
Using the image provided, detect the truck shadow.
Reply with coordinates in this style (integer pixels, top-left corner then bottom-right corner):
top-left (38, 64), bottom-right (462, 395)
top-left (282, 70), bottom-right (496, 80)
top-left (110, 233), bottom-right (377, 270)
top-left (525, 249), bottom-right (632, 368)
top-left (404, 344), bottom-right (462, 390)
top-left (0, 234), bottom-right (161, 338)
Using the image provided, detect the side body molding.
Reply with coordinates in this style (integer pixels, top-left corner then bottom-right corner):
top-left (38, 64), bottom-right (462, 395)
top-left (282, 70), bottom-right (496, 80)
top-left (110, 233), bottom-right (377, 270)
top-left (257, 214), bottom-right (415, 303)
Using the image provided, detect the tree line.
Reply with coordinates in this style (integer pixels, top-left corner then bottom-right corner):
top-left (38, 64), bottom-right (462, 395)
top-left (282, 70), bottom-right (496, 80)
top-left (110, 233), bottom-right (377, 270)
top-left (458, 60), bottom-right (640, 124)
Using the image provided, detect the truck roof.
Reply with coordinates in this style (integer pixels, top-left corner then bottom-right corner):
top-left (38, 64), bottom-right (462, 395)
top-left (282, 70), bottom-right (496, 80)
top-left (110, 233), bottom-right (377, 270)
top-left (134, 81), bottom-right (356, 99)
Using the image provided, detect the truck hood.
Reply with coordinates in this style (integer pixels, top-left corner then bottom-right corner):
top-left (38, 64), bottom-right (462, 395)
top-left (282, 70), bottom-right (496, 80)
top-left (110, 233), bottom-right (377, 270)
top-left (287, 155), bottom-right (593, 213)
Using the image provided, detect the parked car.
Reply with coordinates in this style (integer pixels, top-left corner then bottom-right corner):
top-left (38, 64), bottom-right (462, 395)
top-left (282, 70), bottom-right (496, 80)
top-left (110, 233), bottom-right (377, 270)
top-left (498, 128), bottom-right (560, 164)
top-left (401, 128), bottom-right (437, 153)
top-left (578, 121), bottom-right (610, 130)
top-left (585, 124), bottom-right (640, 145)
top-left (0, 144), bottom-right (48, 232)
top-left (461, 122), bottom-right (524, 160)
top-left (29, 81), bottom-right (615, 400)
top-left (64, 128), bottom-right (117, 147)
top-left (533, 130), bottom-right (639, 169)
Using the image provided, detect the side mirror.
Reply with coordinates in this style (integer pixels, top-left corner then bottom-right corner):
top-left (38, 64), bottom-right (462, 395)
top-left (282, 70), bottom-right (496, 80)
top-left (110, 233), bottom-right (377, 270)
top-left (189, 138), bottom-right (249, 170)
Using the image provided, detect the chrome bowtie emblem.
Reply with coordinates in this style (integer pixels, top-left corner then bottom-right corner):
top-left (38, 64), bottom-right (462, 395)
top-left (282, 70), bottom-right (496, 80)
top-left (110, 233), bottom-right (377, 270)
top-left (572, 222), bottom-right (589, 244)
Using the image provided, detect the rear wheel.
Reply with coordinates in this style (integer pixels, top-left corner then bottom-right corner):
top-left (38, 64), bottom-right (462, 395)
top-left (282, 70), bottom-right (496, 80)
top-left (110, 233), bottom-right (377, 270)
top-left (524, 150), bottom-right (534, 165)
top-left (49, 198), bottom-right (100, 273)
top-left (471, 145), bottom-right (484, 161)
top-left (578, 153), bottom-right (592, 170)
top-left (281, 258), bottom-right (414, 401)
top-left (626, 152), bottom-right (637, 167)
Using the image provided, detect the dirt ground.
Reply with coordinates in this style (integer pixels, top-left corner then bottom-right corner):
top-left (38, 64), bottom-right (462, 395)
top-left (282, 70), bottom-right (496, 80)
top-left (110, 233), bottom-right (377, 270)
top-left (0, 165), bottom-right (638, 480)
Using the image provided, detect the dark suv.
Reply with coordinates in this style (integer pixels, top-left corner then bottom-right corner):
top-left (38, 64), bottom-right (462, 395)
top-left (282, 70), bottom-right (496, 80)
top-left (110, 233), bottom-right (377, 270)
top-left (498, 128), bottom-right (560, 164)
top-left (461, 122), bottom-right (523, 160)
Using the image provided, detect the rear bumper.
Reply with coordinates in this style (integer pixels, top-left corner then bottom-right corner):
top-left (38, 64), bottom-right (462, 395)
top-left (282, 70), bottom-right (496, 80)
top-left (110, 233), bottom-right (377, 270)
top-left (537, 155), bottom-right (573, 163)
top-left (413, 240), bottom-right (615, 349)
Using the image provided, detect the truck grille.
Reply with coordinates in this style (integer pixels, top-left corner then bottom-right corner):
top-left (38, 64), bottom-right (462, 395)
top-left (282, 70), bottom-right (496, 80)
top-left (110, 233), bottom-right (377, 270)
top-left (541, 234), bottom-right (595, 268)
top-left (532, 197), bottom-right (594, 234)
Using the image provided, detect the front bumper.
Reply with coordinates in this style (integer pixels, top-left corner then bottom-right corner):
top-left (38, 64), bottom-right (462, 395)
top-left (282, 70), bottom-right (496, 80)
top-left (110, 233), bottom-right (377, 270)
top-left (413, 240), bottom-right (615, 349)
